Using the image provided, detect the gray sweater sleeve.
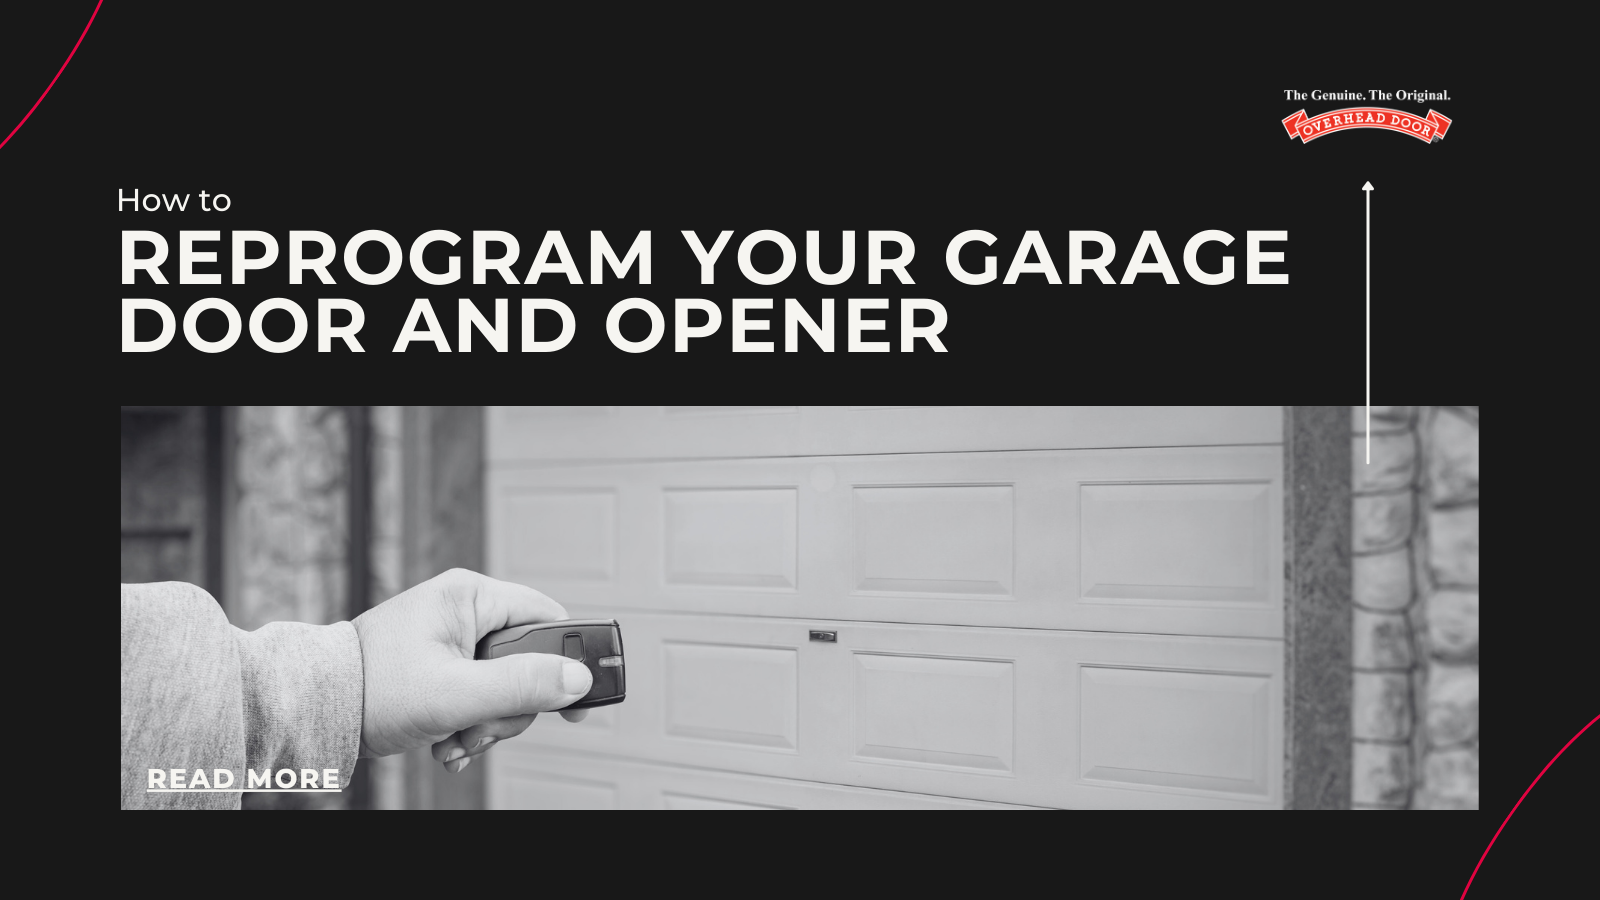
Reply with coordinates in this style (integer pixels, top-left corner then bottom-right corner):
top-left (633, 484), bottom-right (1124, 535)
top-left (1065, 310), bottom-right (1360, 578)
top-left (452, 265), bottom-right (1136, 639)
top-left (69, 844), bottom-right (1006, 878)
top-left (120, 582), bottom-right (364, 809)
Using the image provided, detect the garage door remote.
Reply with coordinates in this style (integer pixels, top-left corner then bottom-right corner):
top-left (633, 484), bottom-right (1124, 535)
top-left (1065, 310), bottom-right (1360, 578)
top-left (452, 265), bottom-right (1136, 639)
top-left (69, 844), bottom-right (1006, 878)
top-left (474, 619), bottom-right (626, 710)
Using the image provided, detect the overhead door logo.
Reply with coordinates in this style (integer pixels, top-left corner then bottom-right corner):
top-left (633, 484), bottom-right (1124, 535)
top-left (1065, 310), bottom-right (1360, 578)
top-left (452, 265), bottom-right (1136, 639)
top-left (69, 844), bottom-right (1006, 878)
top-left (1282, 108), bottom-right (1452, 144)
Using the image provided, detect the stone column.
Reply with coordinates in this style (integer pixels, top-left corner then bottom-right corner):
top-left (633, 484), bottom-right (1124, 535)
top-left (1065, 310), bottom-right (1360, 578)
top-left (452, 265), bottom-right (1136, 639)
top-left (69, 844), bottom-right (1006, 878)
top-left (366, 405), bottom-right (407, 810)
top-left (1351, 406), bottom-right (1419, 808)
top-left (1350, 406), bottom-right (1478, 809)
top-left (226, 405), bottom-right (352, 810)
top-left (1415, 407), bottom-right (1480, 809)
top-left (227, 406), bottom-right (350, 632)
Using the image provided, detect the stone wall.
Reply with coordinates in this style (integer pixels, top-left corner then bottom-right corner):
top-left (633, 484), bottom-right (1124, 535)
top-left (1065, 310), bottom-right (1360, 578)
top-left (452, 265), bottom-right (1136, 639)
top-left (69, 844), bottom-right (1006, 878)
top-left (227, 406), bottom-right (352, 811)
top-left (227, 406), bottom-right (350, 632)
top-left (1352, 406), bottom-right (1479, 809)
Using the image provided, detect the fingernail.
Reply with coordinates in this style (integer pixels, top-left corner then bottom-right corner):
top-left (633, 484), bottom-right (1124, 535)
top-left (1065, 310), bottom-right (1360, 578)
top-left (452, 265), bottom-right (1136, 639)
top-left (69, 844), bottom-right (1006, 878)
top-left (457, 756), bottom-right (472, 772)
top-left (563, 660), bottom-right (593, 694)
top-left (445, 748), bottom-right (465, 762)
top-left (474, 736), bottom-right (496, 750)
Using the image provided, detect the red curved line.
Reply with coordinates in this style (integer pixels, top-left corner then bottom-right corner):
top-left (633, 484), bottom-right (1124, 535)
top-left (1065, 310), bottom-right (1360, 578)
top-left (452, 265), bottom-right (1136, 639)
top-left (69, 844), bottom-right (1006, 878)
top-left (1462, 713), bottom-right (1599, 898)
top-left (1, 0), bottom-right (105, 150)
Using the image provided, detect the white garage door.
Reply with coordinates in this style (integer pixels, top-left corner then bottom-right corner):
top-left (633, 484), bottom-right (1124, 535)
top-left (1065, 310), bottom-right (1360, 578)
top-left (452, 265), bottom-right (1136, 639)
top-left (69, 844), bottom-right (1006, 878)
top-left (486, 406), bottom-right (1285, 809)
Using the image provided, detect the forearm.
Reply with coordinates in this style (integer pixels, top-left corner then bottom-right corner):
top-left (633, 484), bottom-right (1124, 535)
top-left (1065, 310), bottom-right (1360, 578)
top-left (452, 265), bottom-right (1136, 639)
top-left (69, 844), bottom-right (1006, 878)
top-left (120, 582), bottom-right (364, 808)
top-left (235, 620), bottom-right (363, 786)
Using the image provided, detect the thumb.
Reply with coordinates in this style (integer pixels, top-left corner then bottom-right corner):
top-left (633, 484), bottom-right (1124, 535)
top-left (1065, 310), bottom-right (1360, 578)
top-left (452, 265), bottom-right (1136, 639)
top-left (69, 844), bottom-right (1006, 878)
top-left (435, 653), bottom-right (594, 730)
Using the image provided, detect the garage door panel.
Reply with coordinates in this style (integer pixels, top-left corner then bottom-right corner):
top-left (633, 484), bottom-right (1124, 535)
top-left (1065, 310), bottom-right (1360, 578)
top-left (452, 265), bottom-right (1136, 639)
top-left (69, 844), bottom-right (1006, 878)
top-left (487, 406), bottom-right (1287, 810)
top-left (661, 793), bottom-right (789, 810)
top-left (853, 653), bottom-right (1015, 773)
top-left (489, 447), bottom-right (1282, 637)
top-left (500, 612), bottom-right (1282, 808)
top-left (662, 642), bottom-right (799, 750)
top-left (662, 488), bottom-right (797, 590)
top-left (853, 484), bottom-right (1015, 597)
top-left (489, 406), bottom-right (1282, 461)
top-left (490, 750), bottom-right (1037, 809)
top-left (500, 488), bottom-right (617, 585)
top-left (1080, 480), bottom-right (1272, 606)
top-left (1079, 666), bottom-right (1270, 796)
top-left (496, 770), bottom-right (620, 810)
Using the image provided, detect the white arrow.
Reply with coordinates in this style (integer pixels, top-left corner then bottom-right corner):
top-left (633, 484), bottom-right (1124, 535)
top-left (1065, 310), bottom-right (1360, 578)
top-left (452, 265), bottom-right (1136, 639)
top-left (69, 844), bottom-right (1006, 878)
top-left (1364, 181), bottom-right (1373, 465)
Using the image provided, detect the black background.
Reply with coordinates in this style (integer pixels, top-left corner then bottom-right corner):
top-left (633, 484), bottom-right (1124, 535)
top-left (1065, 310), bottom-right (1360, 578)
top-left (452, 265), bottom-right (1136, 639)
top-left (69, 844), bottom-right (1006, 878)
top-left (14, 3), bottom-right (1577, 891)
top-left (10, 4), bottom-right (1496, 401)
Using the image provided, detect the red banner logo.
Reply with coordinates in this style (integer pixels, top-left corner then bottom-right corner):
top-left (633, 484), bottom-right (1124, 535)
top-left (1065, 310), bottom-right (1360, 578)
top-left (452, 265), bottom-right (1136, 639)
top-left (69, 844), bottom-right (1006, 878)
top-left (1282, 107), bottom-right (1452, 144)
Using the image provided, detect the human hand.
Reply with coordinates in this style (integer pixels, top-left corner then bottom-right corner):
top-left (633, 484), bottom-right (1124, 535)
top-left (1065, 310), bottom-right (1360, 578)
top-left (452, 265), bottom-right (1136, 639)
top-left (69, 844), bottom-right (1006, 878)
top-left (352, 568), bottom-right (593, 773)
